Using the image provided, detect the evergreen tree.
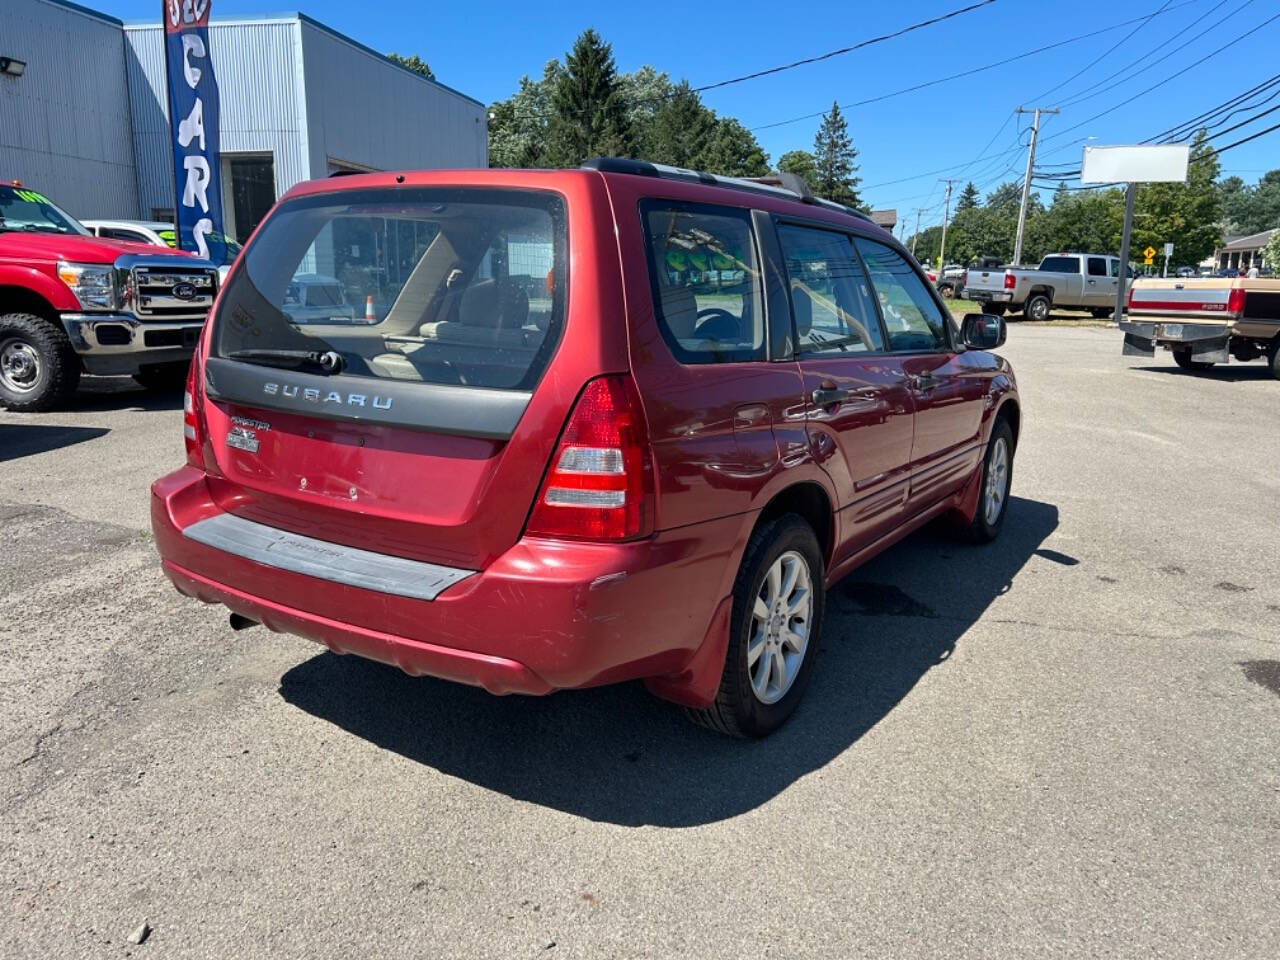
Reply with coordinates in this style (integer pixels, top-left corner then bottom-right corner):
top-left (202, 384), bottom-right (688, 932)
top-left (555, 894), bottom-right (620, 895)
top-left (698, 118), bottom-right (769, 178)
top-left (546, 29), bottom-right (633, 166)
top-left (956, 181), bottom-right (981, 213)
top-left (643, 81), bottom-right (714, 168)
top-left (812, 102), bottom-right (861, 207)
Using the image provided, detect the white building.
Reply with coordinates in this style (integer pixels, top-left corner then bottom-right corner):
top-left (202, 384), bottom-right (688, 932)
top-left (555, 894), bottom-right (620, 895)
top-left (0, 0), bottom-right (487, 242)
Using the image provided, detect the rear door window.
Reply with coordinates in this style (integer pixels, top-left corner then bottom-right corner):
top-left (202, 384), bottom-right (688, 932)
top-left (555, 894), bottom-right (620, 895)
top-left (1087, 257), bottom-right (1107, 277)
top-left (641, 202), bottom-right (765, 363)
top-left (1041, 255), bottom-right (1081, 273)
top-left (777, 224), bottom-right (885, 354)
top-left (854, 237), bottom-right (950, 353)
top-left (213, 187), bottom-right (567, 391)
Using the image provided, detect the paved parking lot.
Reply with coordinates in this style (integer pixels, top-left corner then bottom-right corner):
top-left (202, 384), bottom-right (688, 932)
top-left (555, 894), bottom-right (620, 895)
top-left (3, 325), bottom-right (1278, 959)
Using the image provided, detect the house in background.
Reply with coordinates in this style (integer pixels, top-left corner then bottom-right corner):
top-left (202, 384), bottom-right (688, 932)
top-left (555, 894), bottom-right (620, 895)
top-left (1214, 228), bottom-right (1277, 272)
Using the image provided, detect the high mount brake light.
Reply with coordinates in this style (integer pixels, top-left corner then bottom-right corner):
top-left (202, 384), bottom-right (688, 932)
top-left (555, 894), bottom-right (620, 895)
top-left (526, 376), bottom-right (654, 541)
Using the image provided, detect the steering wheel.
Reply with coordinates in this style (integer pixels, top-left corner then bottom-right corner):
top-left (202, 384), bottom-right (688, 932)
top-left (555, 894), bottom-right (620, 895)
top-left (696, 307), bottom-right (737, 324)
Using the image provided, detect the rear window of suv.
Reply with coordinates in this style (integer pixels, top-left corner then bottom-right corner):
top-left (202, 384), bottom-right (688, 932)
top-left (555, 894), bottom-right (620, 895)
top-left (213, 187), bottom-right (567, 391)
top-left (641, 201), bottom-right (765, 364)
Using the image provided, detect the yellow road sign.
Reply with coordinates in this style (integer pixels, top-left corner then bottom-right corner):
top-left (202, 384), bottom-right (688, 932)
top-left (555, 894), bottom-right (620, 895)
top-left (1143, 246), bottom-right (1157, 260)
top-left (1144, 257), bottom-right (1154, 265)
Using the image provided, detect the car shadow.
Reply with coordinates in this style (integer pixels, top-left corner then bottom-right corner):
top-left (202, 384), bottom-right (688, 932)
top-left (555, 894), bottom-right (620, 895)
top-left (1130, 364), bottom-right (1274, 383)
top-left (279, 496), bottom-right (1059, 827)
top-left (69, 377), bottom-right (184, 413)
top-left (0, 423), bottom-right (109, 462)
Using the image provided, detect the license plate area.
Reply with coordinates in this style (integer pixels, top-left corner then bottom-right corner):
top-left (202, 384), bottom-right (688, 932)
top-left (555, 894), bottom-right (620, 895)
top-left (1160, 323), bottom-right (1184, 340)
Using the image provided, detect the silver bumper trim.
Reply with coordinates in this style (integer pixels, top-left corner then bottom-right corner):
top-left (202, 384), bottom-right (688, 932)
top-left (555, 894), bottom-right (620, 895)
top-left (61, 314), bottom-right (204, 356)
top-left (182, 512), bottom-right (476, 602)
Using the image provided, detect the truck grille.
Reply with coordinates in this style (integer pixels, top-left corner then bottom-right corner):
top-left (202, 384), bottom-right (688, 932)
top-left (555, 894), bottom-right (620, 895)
top-left (131, 266), bottom-right (217, 320)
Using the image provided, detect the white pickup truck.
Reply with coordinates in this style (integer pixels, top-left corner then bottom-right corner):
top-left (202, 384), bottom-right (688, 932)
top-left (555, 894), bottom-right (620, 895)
top-left (962, 253), bottom-right (1128, 320)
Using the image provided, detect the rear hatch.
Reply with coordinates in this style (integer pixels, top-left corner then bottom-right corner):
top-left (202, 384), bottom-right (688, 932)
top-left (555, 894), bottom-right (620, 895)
top-left (196, 181), bottom-right (577, 572)
top-left (1128, 279), bottom-right (1239, 322)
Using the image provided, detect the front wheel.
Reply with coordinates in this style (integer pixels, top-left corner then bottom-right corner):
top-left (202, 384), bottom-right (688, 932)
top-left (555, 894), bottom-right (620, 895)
top-left (0, 312), bottom-right (80, 412)
top-left (688, 515), bottom-right (825, 738)
top-left (1172, 348), bottom-right (1214, 371)
top-left (962, 419), bottom-right (1014, 543)
top-left (1023, 294), bottom-right (1052, 322)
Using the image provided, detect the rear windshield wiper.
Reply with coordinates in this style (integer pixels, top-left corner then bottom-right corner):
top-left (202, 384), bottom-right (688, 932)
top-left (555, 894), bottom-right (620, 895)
top-left (225, 349), bottom-right (344, 374)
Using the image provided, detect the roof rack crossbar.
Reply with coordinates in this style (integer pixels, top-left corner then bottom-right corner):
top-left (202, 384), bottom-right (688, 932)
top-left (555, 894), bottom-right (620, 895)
top-left (581, 157), bottom-right (872, 223)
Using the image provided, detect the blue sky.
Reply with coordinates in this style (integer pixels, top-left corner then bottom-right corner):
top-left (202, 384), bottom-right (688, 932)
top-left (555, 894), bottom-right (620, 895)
top-left (103, 0), bottom-right (1280, 231)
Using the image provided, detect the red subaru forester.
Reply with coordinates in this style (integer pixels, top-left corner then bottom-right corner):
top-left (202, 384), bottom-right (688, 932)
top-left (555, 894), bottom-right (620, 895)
top-left (152, 159), bottom-right (1020, 737)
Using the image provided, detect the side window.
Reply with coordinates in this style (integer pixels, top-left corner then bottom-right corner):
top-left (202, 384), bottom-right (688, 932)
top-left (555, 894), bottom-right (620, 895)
top-left (643, 203), bottom-right (764, 364)
top-left (853, 237), bottom-right (950, 353)
top-left (1109, 258), bottom-right (1121, 278)
top-left (1087, 257), bottom-right (1107, 277)
top-left (777, 224), bottom-right (885, 354)
top-left (103, 227), bottom-right (149, 243)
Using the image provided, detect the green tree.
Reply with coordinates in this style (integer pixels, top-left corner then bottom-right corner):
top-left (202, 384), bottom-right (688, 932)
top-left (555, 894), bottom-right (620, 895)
top-left (812, 102), bottom-right (861, 208)
top-left (955, 181), bottom-right (981, 213)
top-left (1036, 188), bottom-right (1125, 258)
top-left (386, 53), bottom-right (434, 80)
top-left (643, 81), bottom-right (715, 168)
top-left (547, 29), bottom-right (633, 166)
top-left (1133, 128), bottom-right (1222, 270)
top-left (618, 65), bottom-right (673, 139)
top-left (698, 118), bottom-right (769, 178)
top-left (1264, 228), bottom-right (1280, 270)
top-left (487, 60), bottom-right (562, 168)
top-left (777, 150), bottom-right (819, 192)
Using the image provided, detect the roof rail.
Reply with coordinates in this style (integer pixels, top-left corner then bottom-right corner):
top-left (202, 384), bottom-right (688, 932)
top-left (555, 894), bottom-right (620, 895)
top-left (581, 157), bottom-right (873, 224)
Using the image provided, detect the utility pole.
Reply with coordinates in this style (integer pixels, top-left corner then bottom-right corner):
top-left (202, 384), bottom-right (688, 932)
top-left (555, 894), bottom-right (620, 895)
top-left (937, 180), bottom-right (956, 275)
top-left (1013, 106), bottom-right (1058, 266)
top-left (909, 207), bottom-right (923, 257)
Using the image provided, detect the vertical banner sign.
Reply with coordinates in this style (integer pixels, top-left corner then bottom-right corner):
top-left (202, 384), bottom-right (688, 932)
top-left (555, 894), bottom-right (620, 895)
top-left (163, 0), bottom-right (226, 265)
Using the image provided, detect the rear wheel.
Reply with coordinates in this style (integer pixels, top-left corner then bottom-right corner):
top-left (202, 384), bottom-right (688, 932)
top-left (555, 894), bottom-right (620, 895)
top-left (1023, 294), bottom-right (1051, 322)
top-left (0, 312), bottom-right (80, 412)
top-left (961, 419), bottom-right (1014, 544)
top-left (1172, 348), bottom-right (1214, 371)
top-left (940, 284), bottom-right (956, 299)
top-left (133, 361), bottom-right (190, 392)
top-left (1267, 338), bottom-right (1280, 380)
top-left (688, 514), bottom-right (825, 738)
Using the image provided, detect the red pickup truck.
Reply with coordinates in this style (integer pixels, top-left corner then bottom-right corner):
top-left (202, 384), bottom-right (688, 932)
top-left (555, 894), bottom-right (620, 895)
top-left (0, 181), bottom-right (219, 411)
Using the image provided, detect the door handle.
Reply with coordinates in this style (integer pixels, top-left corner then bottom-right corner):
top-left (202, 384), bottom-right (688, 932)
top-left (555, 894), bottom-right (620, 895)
top-left (912, 373), bottom-right (940, 392)
top-left (811, 387), bottom-right (851, 407)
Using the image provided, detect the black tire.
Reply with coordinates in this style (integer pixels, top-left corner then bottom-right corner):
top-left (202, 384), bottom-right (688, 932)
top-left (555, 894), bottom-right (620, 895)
top-left (940, 284), bottom-right (956, 299)
top-left (133, 361), bottom-right (190, 392)
top-left (1267, 338), bottom-right (1280, 380)
top-left (981, 302), bottom-right (1007, 317)
top-left (0, 312), bottom-right (80, 412)
top-left (1023, 294), bottom-right (1051, 322)
top-left (1172, 348), bottom-right (1214, 371)
top-left (961, 419), bottom-right (1014, 544)
top-left (687, 514), bottom-right (826, 739)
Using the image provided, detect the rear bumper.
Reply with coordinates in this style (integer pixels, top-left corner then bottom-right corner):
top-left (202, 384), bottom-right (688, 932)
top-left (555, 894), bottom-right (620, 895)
top-left (1119, 320), bottom-right (1231, 360)
top-left (150, 467), bottom-right (739, 699)
top-left (62, 313), bottom-right (203, 375)
top-left (964, 289), bottom-right (1012, 302)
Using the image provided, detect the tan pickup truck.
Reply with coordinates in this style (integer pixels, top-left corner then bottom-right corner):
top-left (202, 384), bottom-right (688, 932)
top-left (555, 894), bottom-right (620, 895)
top-left (1120, 277), bottom-right (1280, 379)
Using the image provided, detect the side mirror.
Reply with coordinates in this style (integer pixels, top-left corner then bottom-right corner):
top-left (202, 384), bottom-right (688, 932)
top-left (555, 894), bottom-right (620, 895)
top-left (962, 313), bottom-right (1006, 350)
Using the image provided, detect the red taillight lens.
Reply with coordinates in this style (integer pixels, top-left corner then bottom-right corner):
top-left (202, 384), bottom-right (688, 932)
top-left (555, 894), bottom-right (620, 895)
top-left (1003, 271), bottom-right (1016, 290)
top-left (525, 376), bottom-right (654, 541)
top-left (183, 357), bottom-right (204, 467)
top-left (1226, 287), bottom-right (1246, 317)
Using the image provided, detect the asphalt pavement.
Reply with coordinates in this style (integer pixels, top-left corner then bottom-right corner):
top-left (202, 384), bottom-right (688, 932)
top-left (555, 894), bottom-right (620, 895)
top-left (2, 326), bottom-right (1277, 959)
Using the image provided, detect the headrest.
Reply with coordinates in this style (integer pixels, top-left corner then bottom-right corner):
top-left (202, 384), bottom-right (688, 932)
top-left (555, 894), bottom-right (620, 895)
top-left (459, 278), bottom-right (529, 330)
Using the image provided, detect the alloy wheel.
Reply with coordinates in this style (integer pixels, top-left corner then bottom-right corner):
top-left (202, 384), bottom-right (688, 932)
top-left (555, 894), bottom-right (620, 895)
top-left (984, 437), bottom-right (1009, 526)
top-left (748, 550), bottom-right (813, 704)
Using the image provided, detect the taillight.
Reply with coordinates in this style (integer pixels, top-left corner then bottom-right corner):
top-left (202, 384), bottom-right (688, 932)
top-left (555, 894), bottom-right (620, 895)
top-left (1226, 287), bottom-right (1246, 317)
top-left (1003, 271), bottom-right (1016, 290)
top-left (525, 375), bottom-right (654, 541)
top-left (183, 357), bottom-right (204, 467)
top-left (962, 270), bottom-right (969, 287)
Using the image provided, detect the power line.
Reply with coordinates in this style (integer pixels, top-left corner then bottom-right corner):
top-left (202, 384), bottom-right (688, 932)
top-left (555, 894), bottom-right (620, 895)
top-left (1031, 0), bottom-right (1175, 105)
top-left (748, 0), bottom-right (1201, 133)
top-left (695, 0), bottom-right (999, 95)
